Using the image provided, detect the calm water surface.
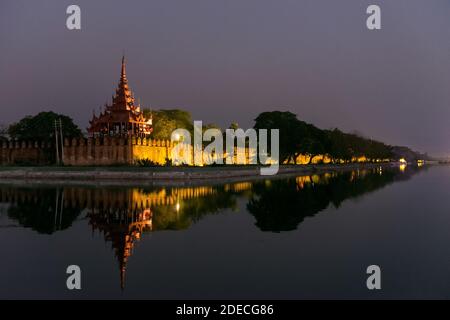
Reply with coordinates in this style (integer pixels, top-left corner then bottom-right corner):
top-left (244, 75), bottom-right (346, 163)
top-left (1, 165), bottom-right (449, 299)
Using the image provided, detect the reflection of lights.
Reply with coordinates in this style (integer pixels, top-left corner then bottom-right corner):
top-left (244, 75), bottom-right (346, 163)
top-left (417, 160), bottom-right (424, 167)
top-left (399, 164), bottom-right (406, 172)
top-left (140, 209), bottom-right (153, 230)
top-left (143, 209), bottom-right (152, 219)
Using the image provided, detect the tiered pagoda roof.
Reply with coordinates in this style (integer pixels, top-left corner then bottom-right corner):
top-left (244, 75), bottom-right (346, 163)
top-left (88, 56), bottom-right (152, 136)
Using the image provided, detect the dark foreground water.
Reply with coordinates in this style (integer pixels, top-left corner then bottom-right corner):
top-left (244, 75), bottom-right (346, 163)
top-left (0, 165), bottom-right (449, 299)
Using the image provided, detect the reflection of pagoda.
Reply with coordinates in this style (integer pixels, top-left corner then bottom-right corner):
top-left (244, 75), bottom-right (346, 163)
top-left (61, 185), bottom-right (245, 289)
top-left (88, 207), bottom-right (152, 290)
top-left (88, 56), bottom-right (153, 137)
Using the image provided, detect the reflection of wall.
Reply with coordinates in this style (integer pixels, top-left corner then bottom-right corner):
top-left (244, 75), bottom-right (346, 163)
top-left (1, 167), bottom-right (418, 237)
top-left (224, 182), bottom-right (252, 193)
top-left (63, 186), bottom-right (217, 209)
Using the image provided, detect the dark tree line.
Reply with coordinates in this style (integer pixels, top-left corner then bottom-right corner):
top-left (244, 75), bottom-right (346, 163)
top-left (254, 111), bottom-right (393, 164)
top-left (7, 111), bottom-right (82, 141)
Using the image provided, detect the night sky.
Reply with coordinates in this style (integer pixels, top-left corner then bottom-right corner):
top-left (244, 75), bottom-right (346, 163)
top-left (1, 0), bottom-right (449, 156)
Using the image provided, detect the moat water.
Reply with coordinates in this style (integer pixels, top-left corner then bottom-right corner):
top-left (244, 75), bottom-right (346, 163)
top-left (1, 165), bottom-right (449, 299)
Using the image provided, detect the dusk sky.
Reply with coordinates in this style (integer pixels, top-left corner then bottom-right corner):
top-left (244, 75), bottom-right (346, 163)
top-left (1, 0), bottom-right (449, 156)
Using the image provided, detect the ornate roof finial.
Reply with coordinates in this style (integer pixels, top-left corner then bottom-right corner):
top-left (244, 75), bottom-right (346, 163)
top-left (121, 55), bottom-right (127, 83)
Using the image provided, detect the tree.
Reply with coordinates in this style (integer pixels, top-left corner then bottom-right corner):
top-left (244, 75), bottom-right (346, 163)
top-left (204, 123), bottom-right (221, 131)
top-left (152, 117), bottom-right (178, 140)
top-left (294, 122), bottom-right (327, 163)
top-left (254, 111), bottom-right (326, 164)
top-left (326, 129), bottom-right (352, 162)
top-left (325, 129), bottom-right (392, 163)
top-left (144, 109), bottom-right (194, 140)
top-left (8, 111), bottom-right (82, 141)
top-left (254, 111), bottom-right (300, 163)
top-left (0, 123), bottom-right (8, 142)
top-left (228, 122), bottom-right (239, 130)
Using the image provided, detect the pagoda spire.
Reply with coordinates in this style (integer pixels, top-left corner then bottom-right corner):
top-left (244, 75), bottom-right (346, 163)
top-left (120, 55), bottom-right (127, 84)
top-left (111, 55), bottom-right (134, 110)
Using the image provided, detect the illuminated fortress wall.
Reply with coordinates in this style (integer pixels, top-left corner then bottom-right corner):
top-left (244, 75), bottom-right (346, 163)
top-left (62, 137), bottom-right (173, 166)
top-left (0, 137), bottom-right (256, 166)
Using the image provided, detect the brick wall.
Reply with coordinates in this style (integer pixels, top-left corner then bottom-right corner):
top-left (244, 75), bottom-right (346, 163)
top-left (0, 140), bottom-right (53, 165)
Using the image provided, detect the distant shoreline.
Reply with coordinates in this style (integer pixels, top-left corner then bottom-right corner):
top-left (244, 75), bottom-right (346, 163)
top-left (0, 162), bottom-right (410, 186)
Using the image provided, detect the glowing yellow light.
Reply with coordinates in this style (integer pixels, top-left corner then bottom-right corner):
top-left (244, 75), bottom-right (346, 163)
top-left (399, 164), bottom-right (406, 172)
top-left (176, 202), bottom-right (180, 212)
top-left (399, 158), bottom-right (407, 164)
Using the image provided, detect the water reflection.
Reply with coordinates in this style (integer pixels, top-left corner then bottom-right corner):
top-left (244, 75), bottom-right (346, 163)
top-left (0, 165), bottom-right (424, 289)
top-left (3, 188), bottom-right (80, 234)
top-left (247, 168), bottom-right (415, 232)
